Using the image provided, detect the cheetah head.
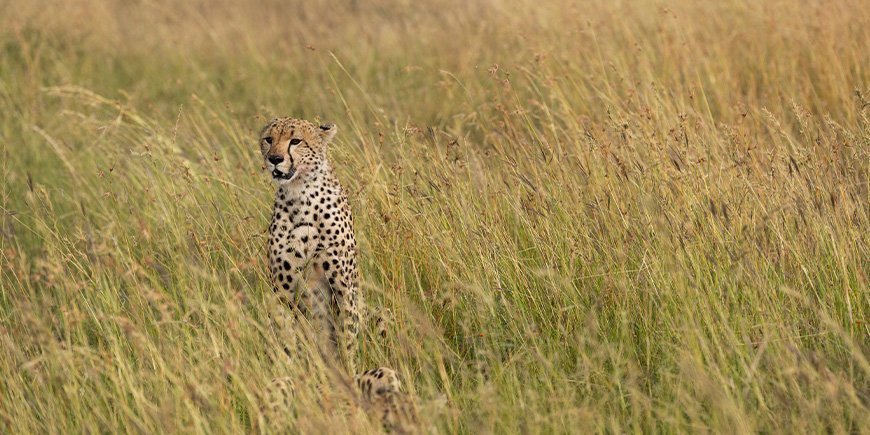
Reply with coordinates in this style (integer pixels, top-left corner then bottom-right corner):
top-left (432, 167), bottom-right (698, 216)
top-left (258, 117), bottom-right (337, 184)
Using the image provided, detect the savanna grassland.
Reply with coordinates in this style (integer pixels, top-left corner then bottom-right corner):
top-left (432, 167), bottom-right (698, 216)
top-left (0, 0), bottom-right (868, 433)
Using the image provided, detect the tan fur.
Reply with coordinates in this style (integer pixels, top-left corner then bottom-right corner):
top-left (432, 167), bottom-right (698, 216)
top-left (258, 117), bottom-right (417, 431)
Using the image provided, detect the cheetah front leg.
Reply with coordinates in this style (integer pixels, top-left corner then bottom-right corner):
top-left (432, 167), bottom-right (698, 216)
top-left (268, 248), bottom-right (304, 359)
top-left (315, 251), bottom-right (360, 375)
top-left (269, 224), bottom-right (331, 355)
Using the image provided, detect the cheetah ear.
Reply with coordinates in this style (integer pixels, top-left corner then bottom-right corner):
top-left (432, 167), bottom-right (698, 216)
top-left (318, 123), bottom-right (337, 143)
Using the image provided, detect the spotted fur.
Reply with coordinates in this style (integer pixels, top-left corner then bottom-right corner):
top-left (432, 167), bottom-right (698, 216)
top-left (356, 367), bottom-right (419, 433)
top-left (258, 117), bottom-right (417, 431)
top-left (261, 117), bottom-right (360, 370)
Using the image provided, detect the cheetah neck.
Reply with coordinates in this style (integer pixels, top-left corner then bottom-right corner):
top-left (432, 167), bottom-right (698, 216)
top-left (270, 161), bottom-right (343, 233)
top-left (267, 160), bottom-right (349, 290)
top-left (273, 163), bottom-right (332, 205)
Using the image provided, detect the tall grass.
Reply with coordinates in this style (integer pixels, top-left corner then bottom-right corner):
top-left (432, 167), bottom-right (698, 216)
top-left (1, 0), bottom-right (867, 432)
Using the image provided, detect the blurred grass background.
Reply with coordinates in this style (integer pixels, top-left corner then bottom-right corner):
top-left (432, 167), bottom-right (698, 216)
top-left (0, 0), bottom-right (868, 432)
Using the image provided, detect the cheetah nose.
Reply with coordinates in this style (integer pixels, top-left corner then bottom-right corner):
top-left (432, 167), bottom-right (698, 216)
top-left (267, 155), bottom-right (284, 165)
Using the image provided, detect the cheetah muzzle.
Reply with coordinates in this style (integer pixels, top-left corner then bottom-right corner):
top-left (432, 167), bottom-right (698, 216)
top-left (271, 167), bottom-right (295, 180)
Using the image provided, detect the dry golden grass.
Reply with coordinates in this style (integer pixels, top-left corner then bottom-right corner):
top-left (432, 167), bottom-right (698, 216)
top-left (1, 0), bottom-right (868, 432)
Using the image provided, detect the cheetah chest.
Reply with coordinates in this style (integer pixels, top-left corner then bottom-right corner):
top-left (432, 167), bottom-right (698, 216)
top-left (268, 181), bottom-right (358, 314)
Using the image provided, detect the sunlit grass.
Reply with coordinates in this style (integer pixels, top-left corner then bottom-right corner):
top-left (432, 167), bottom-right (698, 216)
top-left (1, 0), bottom-right (868, 432)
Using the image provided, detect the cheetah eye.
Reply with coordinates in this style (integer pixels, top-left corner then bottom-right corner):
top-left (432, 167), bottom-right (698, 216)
top-left (289, 138), bottom-right (302, 146)
top-left (263, 136), bottom-right (273, 145)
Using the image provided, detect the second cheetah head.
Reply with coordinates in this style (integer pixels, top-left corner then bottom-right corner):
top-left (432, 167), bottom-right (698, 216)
top-left (258, 117), bottom-right (337, 184)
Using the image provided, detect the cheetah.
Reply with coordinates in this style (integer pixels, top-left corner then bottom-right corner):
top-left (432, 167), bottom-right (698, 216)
top-left (258, 117), bottom-right (417, 431)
